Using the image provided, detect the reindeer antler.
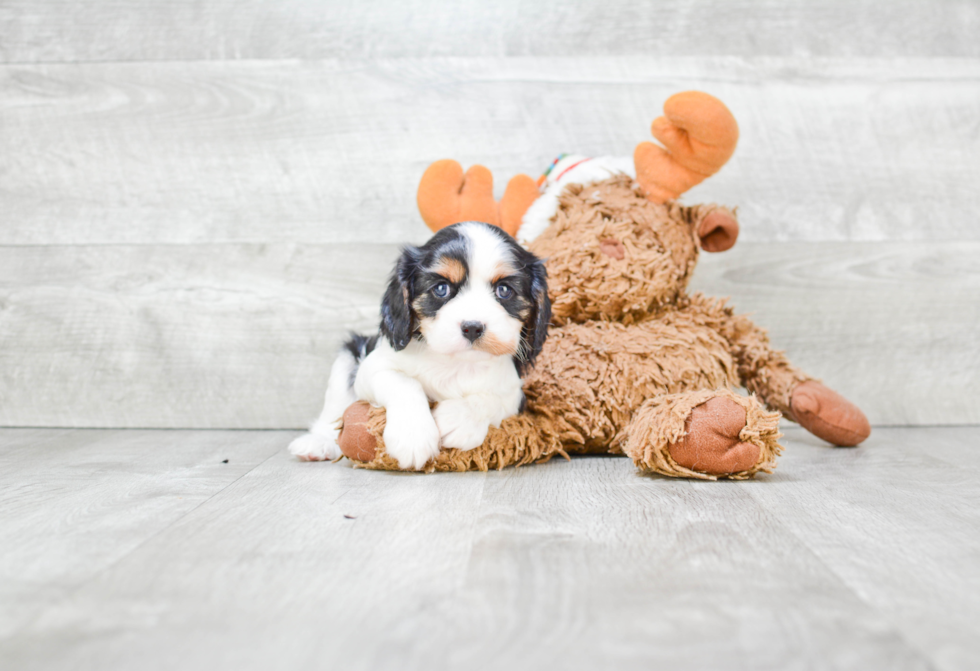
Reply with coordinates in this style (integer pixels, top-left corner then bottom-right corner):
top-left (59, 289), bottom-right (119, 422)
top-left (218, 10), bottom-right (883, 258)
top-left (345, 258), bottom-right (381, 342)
top-left (417, 159), bottom-right (538, 237)
top-left (634, 91), bottom-right (739, 203)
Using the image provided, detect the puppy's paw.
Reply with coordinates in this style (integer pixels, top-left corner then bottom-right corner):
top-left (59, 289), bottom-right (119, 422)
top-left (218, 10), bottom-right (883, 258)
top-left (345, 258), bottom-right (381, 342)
top-left (289, 432), bottom-right (342, 462)
top-left (383, 407), bottom-right (441, 470)
top-left (433, 399), bottom-right (490, 451)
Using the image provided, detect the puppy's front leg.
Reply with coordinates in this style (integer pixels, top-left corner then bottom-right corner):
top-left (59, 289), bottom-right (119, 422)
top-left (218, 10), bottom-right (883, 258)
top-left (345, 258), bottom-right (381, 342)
top-left (358, 368), bottom-right (440, 470)
top-left (433, 387), bottom-right (525, 451)
top-left (289, 348), bottom-right (357, 461)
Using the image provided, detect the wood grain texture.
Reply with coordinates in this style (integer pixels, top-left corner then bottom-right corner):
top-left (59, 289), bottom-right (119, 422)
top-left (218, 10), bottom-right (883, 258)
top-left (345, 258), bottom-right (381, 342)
top-left (0, 428), bottom-right (281, 638)
top-left (2, 57), bottom-right (978, 246)
top-left (1, 241), bottom-right (975, 429)
top-left (0, 242), bottom-right (399, 429)
top-left (688, 241), bottom-right (980, 426)
top-left (745, 426), bottom-right (980, 671)
top-left (3, 426), bottom-right (978, 669)
top-left (1, 0), bottom-right (977, 63)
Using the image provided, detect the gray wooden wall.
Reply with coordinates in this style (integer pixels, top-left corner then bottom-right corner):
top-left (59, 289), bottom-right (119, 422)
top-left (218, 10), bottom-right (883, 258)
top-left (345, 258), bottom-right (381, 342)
top-left (1, 1), bottom-right (978, 429)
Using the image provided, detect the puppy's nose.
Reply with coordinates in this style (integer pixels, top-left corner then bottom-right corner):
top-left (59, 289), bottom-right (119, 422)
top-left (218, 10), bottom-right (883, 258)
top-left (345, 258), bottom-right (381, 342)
top-left (460, 321), bottom-right (485, 343)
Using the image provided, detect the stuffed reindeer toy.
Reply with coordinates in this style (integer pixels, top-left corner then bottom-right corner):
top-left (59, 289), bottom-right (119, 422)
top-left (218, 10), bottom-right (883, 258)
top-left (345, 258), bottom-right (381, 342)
top-left (330, 91), bottom-right (871, 479)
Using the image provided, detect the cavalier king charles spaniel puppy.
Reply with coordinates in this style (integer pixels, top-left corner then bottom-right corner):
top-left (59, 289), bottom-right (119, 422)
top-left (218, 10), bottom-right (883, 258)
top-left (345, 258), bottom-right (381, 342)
top-left (289, 221), bottom-right (550, 470)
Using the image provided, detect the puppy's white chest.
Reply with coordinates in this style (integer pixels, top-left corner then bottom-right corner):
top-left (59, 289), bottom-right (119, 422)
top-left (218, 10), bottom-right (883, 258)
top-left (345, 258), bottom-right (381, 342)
top-left (417, 356), bottom-right (519, 402)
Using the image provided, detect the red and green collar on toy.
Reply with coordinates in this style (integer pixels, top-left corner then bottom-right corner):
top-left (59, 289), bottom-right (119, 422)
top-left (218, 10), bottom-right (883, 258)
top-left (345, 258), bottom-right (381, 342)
top-left (537, 154), bottom-right (594, 187)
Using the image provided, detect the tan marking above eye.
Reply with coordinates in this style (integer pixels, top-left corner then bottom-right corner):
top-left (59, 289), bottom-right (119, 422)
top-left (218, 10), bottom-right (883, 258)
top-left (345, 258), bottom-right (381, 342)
top-left (489, 261), bottom-right (518, 285)
top-left (432, 257), bottom-right (466, 284)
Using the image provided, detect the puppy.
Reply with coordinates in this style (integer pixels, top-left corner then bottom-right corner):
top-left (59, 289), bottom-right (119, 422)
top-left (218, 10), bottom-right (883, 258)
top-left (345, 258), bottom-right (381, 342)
top-left (289, 221), bottom-right (550, 470)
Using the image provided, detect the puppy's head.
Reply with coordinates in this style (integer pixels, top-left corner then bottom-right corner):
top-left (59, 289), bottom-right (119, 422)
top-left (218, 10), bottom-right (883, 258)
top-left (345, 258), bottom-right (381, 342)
top-left (380, 222), bottom-right (550, 374)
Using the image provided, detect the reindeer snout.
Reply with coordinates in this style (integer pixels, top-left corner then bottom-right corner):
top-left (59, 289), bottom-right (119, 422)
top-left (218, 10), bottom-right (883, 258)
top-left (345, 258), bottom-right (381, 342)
top-left (599, 238), bottom-right (626, 260)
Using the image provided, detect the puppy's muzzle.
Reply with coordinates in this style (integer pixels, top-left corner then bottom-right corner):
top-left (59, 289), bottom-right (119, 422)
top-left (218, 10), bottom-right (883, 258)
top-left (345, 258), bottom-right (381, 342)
top-left (460, 321), bottom-right (485, 343)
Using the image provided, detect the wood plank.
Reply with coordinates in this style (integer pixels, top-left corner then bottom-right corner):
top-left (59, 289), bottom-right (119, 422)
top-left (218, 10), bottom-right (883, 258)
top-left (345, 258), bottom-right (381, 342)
top-left (744, 426), bottom-right (980, 671)
top-left (1, 57), bottom-right (978, 246)
top-left (0, 0), bottom-right (977, 63)
top-left (688, 240), bottom-right (980, 426)
top-left (0, 242), bottom-right (400, 428)
top-left (7, 427), bottom-right (973, 669)
top-left (0, 428), bottom-right (284, 638)
top-left (1, 240), bottom-right (976, 428)
top-left (407, 450), bottom-right (936, 670)
top-left (2, 443), bottom-right (491, 669)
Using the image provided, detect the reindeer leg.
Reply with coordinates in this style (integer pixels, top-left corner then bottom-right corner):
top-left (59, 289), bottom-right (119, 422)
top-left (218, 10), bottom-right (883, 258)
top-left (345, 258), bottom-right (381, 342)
top-left (624, 388), bottom-right (782, 480)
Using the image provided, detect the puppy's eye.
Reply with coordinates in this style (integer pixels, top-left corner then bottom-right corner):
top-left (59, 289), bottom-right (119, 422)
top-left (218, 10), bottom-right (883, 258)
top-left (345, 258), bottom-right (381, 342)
top-left (432, 282), bottom-right (450, 298)
top-left (495, 284), bottom-right (513, 300)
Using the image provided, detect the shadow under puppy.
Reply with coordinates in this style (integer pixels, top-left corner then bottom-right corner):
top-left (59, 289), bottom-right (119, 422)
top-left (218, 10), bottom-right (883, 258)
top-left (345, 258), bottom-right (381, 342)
top-left (289, 221), bottom-right (551, 469)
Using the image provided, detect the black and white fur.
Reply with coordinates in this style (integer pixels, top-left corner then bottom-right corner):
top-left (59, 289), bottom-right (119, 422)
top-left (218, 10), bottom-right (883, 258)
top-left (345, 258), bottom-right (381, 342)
top-left (289, 221), bottom-right (551, 470)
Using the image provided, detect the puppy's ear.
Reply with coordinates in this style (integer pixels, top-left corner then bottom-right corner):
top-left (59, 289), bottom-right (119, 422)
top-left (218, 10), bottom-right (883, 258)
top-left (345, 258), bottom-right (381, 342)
top-left (380, 246), bottom-right (421, 351)
top-left (518, 259), bottom-right (551, 374)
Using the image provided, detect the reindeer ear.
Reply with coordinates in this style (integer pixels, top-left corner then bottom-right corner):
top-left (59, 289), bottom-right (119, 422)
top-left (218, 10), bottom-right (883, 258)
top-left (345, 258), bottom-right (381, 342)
top-left (635, 91), bottom-right (739, 203)
top-left (379, 246), bottom-right (421, 350)
top-left (698, 209), bottom-right (739, 252)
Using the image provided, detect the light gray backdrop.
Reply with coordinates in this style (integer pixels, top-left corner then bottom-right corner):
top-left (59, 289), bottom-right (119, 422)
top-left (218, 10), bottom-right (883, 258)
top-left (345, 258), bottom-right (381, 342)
top-left (1, 1), bottom-right (978, 428)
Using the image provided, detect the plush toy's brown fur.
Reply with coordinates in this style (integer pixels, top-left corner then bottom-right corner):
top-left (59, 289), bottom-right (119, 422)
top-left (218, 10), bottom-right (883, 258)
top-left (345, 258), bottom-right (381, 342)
top-left (336, 93), bottom-right (871, 480)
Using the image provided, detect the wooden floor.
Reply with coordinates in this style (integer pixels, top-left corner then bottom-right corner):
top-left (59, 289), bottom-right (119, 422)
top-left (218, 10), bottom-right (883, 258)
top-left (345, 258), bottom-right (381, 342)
top-left (2, 426), bottom-right (978, 670)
